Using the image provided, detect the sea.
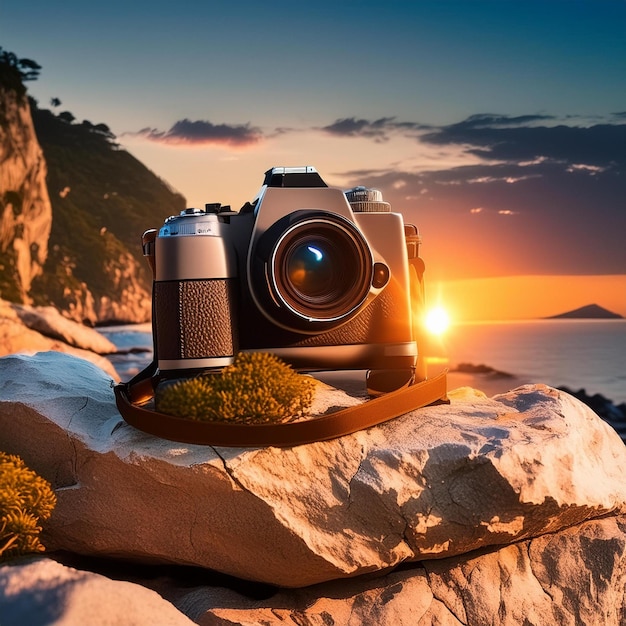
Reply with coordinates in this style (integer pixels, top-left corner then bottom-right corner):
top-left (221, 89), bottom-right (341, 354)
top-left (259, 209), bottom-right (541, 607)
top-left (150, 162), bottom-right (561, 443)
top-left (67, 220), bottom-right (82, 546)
top-left (100, 319), bottom-right (626, 405)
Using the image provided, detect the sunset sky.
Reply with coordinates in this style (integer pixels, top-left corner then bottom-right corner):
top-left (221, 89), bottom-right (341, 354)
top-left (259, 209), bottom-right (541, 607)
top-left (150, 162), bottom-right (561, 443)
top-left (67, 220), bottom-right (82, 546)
top-left (2, 0), bottom-right (625, 320)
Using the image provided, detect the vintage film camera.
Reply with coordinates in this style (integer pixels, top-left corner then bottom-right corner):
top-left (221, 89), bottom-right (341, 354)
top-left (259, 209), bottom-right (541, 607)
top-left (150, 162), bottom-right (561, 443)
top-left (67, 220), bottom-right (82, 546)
top-left (143, 166), bottom-right (427, 394)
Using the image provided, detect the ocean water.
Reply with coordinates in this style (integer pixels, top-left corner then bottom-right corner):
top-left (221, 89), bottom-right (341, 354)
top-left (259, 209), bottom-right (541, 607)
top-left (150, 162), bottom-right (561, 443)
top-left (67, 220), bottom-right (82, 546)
top-left (101, 319), bottom-right (626, 405)
top-left (439, 319), bottom-right (626, 404)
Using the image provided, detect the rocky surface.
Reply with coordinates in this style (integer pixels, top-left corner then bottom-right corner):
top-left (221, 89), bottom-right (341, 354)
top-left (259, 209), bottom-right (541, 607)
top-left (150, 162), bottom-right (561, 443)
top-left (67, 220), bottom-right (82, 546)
top-left (173, 515), bottom-right (626, 625)
top-left (9, 301), bottom-right (117, 354)
top-left (0, 85), bottom-right (52, 301)
top-left (1, 352), bottom-right (626, 592)
top-left (2, 514), bottom-right (626, 625)
top-left (0, 299), bottom-right (119, 379)
top-left (0, 557), bottom-right (195, 626)
top-left (2, 352), bottom-right (626, 623)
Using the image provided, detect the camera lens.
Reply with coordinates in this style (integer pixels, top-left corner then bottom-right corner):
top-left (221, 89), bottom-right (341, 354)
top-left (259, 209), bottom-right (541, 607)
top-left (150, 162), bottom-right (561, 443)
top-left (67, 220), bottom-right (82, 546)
top-left (287, 241), bottom-right (336, 301)
top-left (271, 216), bottom-right (373, 323)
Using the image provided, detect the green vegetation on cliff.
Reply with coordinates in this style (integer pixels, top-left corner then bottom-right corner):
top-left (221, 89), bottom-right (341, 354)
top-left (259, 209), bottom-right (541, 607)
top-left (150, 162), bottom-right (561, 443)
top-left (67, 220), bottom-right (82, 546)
top-left (29, 103), bottom-right (186, 322)
top-left (0, 47), bottom-right (40, 97)
top-left (1, 46), bottom-right (186, 323)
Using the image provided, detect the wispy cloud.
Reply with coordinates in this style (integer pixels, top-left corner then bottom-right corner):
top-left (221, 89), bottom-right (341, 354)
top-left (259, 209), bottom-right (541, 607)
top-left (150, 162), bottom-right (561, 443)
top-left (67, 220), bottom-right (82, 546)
top-left (320, 116), bottom-right (425, 142)
top-left (319, 112), bottom-right (626, 172)
top-left (128, 118), bottom-right (263, 147)
top-left (122, 109), bottom-right (625, 277)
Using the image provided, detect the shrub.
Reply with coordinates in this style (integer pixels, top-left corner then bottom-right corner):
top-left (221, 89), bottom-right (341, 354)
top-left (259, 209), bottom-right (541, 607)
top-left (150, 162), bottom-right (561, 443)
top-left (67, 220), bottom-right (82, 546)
top-left (156, 352), bottom-right (317, 424)
top-left (0, 452), bottom-right (57, 562)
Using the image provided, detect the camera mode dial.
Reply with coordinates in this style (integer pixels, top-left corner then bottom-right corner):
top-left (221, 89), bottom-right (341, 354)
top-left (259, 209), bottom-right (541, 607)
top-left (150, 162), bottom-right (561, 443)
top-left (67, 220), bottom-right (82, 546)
top-left (345, 186), bottom-right (391, 213)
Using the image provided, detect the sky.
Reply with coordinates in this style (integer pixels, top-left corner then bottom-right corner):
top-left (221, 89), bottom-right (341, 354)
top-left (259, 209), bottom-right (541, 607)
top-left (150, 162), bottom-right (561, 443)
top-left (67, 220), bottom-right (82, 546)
top-left (2, 0), bottom-right (625, 320)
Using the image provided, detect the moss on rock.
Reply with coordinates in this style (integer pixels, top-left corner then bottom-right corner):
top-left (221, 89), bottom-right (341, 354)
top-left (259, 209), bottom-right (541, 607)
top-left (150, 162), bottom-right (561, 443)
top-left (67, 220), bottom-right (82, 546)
top-left (156, 352), bottom-right (317, 424)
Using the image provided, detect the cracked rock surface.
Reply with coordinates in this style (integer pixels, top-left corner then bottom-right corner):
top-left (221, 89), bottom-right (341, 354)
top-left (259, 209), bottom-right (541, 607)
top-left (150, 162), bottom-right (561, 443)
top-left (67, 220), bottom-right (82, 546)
top-left (169, 515), bottom-right (626, 625)
top-left (1, 351), bottom-right (626, 588)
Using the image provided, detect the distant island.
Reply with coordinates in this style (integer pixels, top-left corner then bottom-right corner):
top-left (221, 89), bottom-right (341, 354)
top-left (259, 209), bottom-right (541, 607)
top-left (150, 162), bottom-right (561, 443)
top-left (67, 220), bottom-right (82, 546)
top-left (546, 304), bottom-right (624, 319)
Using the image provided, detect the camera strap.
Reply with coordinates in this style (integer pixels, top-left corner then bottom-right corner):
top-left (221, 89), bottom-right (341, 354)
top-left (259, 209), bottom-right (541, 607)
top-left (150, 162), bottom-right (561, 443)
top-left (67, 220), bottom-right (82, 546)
top-left (113, 365), bottom-right (448, 448)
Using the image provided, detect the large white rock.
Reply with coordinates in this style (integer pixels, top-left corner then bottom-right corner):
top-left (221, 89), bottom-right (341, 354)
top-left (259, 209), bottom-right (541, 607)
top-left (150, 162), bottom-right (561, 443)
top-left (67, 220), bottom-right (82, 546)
top-left (1, 351), bottom-right (625, 588)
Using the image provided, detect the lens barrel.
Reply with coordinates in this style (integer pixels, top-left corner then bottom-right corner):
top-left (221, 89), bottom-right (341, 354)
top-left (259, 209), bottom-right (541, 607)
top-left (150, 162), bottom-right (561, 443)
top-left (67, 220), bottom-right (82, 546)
top-left (268, 215), bottom-right (374, 324)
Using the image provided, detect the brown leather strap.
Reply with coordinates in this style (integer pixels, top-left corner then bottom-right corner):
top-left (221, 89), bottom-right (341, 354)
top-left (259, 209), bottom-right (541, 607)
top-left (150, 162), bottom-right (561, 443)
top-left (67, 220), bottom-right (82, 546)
top-left (114, 368), bottom-right (448, 447)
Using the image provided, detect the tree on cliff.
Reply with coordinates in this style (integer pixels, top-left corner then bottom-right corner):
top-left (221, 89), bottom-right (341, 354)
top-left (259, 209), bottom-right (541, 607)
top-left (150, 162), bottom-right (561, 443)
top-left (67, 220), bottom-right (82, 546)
top-left (0, 47), bottom-right (41, 96)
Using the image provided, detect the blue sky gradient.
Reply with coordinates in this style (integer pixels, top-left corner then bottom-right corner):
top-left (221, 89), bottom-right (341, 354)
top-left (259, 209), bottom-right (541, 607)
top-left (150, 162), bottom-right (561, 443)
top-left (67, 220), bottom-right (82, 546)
top-left (2, 0), bottom-right (625, 289)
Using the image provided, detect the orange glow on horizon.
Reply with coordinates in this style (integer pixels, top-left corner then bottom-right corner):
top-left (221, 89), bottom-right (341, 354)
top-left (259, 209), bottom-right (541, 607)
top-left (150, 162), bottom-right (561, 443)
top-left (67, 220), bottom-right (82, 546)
top-left (431, 275), bottom-right (626, 322)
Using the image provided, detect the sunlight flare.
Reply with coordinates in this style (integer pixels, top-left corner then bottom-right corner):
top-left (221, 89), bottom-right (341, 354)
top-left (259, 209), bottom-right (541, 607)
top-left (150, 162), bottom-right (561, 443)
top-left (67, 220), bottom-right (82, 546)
top-left (424, 306), bottom-right (451, 336)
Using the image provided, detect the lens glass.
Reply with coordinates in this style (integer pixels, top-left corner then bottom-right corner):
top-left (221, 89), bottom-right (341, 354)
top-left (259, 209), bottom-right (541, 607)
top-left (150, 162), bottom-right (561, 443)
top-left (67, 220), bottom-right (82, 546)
top-left (272, 217), bottom-right (373, 321)
top-left (287, 241), bottom-right (338, 302)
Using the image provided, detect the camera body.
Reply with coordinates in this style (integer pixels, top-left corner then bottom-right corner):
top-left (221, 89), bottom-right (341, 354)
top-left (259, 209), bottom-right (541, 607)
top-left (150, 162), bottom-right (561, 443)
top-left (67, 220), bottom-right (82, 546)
top-left (144, 166), bottom-right (426, 392)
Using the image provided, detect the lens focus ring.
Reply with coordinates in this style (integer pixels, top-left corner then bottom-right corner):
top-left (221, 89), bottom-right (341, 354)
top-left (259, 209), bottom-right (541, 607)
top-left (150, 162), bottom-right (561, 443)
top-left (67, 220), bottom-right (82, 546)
top-left (270, 216), bottom-right (374, 323)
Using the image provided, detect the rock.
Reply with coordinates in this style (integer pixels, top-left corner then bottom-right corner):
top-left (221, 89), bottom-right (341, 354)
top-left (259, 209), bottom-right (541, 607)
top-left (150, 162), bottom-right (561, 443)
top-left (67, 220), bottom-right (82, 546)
top-left (10, 301), bottom-right (117, 354)
top-left (559, 385), bottom-right (626, 443)
top-left (94, 252), bottom-right (153, 325)
top-left (173, 515), bottom-right (626, 625)
top-left (0, 299), bottom-right (119, 380)
top-left (0, 557), bottom-right (195, 626)
top-left (452, 362), bottom-right (513, 377)
top-left (1, 352), bottom-right (626, 589)
top-left (2, 517), bottom-right (625, 625)
top-left (426, 514), bottom-right (626, 626)
top-left (0, 85), bottom-right (52, 302)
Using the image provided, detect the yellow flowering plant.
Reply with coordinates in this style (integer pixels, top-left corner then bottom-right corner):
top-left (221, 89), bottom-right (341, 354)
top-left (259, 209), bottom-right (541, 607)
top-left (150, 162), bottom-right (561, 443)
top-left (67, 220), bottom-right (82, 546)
top-left (0, 452), bottom-right (56, 561)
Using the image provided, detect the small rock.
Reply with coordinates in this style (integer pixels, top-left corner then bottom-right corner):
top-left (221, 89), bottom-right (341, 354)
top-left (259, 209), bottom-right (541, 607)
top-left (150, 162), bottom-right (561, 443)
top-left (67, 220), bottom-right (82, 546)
top-left (0, 557), bottom-right (194, 626)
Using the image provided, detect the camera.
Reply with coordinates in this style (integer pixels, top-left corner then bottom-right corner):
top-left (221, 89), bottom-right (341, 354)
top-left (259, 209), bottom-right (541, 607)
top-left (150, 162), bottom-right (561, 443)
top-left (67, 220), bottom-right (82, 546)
top-left (143, 166), bottom-right (427, 394)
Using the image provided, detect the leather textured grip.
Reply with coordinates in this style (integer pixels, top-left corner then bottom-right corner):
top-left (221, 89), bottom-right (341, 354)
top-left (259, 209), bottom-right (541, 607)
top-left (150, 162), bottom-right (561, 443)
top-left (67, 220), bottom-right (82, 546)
top-left (154, 279), bottom-right (238, 360)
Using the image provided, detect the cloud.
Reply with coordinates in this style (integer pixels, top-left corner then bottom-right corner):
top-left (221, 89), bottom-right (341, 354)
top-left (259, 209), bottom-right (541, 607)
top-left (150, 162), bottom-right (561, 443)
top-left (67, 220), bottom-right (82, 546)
top-left (129, 118), bottom-right (262, 147)
top-left (320, 112), bottom-right (626, 172)
top-left (420, 114), bottom-right (626, 168)
top-left (320, 116), bottom-right (424, 141)
top-left (122, 108), bottom-right (625, 278)
top-left (332, 114), bottom-right (626, 278)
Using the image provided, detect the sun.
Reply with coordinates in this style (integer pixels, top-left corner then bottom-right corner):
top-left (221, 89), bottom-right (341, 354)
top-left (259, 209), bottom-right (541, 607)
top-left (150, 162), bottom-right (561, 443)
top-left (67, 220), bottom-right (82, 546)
top-left (424, 306), bottom-right (451, 336)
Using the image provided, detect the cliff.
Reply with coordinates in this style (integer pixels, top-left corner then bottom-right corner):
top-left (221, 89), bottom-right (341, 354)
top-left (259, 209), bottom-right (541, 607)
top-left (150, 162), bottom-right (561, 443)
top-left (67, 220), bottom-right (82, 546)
top-left (0, 85), bottom-right (52, 303)
top-left (28, 105), bottom-right (186, 324)
top-left (0, 55), bottom-right (186, 325)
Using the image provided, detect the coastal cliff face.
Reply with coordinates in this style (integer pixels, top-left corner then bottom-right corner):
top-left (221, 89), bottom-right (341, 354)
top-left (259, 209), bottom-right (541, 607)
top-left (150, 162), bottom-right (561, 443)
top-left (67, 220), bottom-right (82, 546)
top-left (0, 86), bottom-right (52, 303)
top-left (29, 105), bottom-right (185, 325)
top-left (0, 80), bottom-right (185, 324)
